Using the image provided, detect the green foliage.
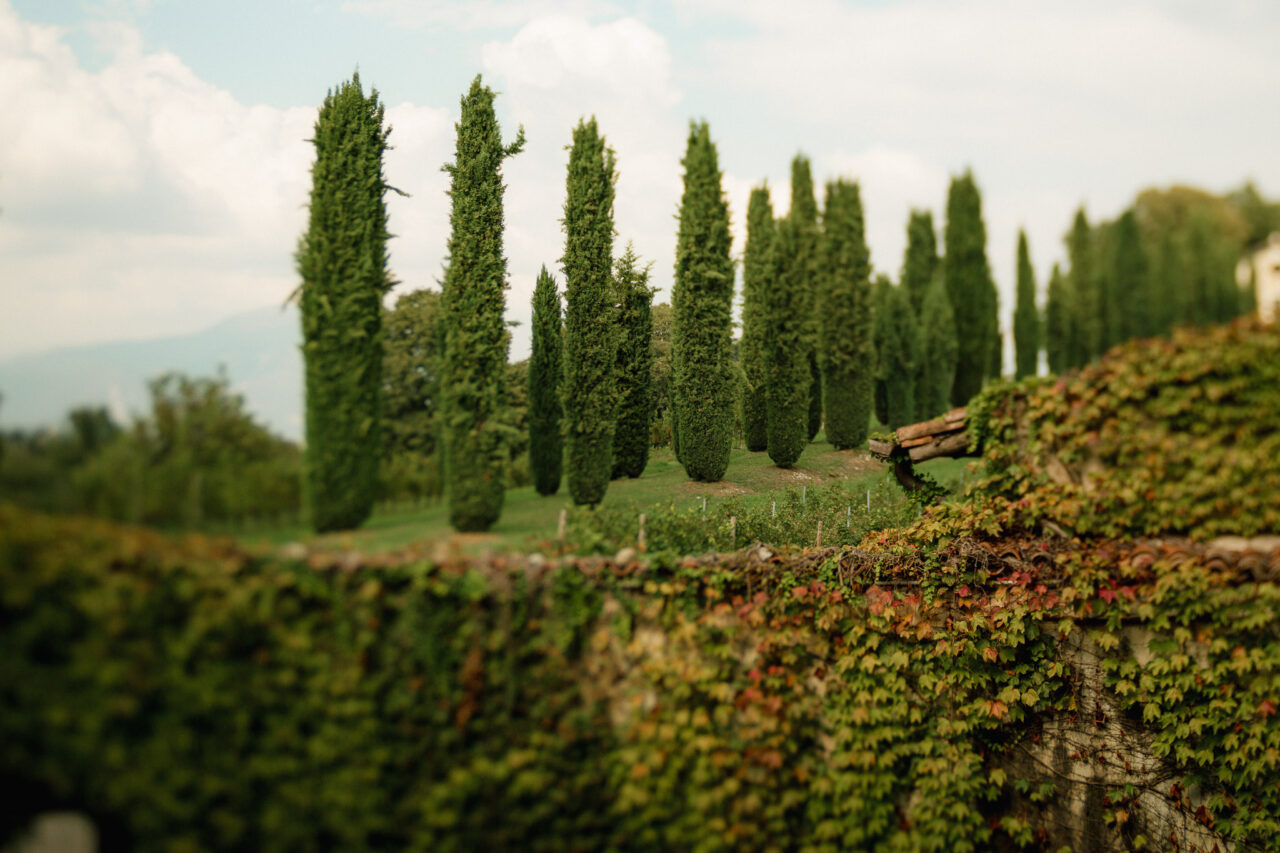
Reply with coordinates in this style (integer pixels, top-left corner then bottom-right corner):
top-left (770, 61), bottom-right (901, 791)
top-left (611, 246), bottom-right (654, 480)
top-left (563, 117), bottom-right (618, 506)
top-left (1108, 210), bottom-right (1149, 342)
top-left (529, 267), bottom-right (563, 495)
top-left (296, 72), bottom-right (393, 533)
top-left (441, 76), bottom-right (524, 531)
top-left (671, 121), bottom-right (735, 482)
top-left (918, 320), bottom-right (1280, 543)
top-left (9, 319), bottom-right (1280, 853)
top-left (648, 303), bottom-right (674, 447)
top-left (818, 179), bottom-right (874, 449)
top-left (872, 276), bottom-right (891, 427)
top-left (1044, 263), bottom-right (1070, 375)
top-left (381, 289), bottom-right (443, 502)
top-left (918, 272), bottom-right (958, 420)
top-left (877, 283), bottom-right (922, 429)
top-left (942, 170), bottom-right (996, 406)
top-left (765, 215), bottom-right (810, 468)
top-left (74, 374), bottom-right (301, 526)
top-left (901, 208), bottom-right (938, 317)
top-left (1013, 229), bottom-right (1040, 379)
top-left (790, 155), bottom-right (824, 442)
top-left (1065, 207), bottom-right (1103, 364)
top-left (740, 185), bottom-right (774, 452)
top-left (567, 478), bottom-right (915, 555)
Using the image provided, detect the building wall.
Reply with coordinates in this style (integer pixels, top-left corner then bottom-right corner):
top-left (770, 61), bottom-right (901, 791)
top-left (1250, 234), bottom-right (1280, 323)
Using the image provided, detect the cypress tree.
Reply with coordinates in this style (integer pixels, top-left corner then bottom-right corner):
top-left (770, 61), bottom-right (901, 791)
top-left (1013, 229), bottom-right (1040, 379)
top-left (901, 209), bottom-right (938, 317)
top-left (1110, 210), bottom-right (1148, 341)
top-left (765, 214), bottom-right (810, 467)
top-left (790, 154), bottom-right (823, 441)
top-left (1066, 207), bottom-right (1101, 364)
top-left (741, 185), bottom-right (774, 452)
top-left (671, 121), bottom-right (735, 482)
top-left (563, 117), bottom-right (617, 506)
top-left (942, 170), bottom-right (996, 406)
top-left (611, 245), bottom-right (654, 479)
top-left (872, 275), bottom-right (891, 427)
top-left (440, 76), bottom-right (524, 532)
top-left (881, 283), bottom-right (922, 429)
top-left (818, 179), bottom-right (874, 449)
top-left (528, 266), bottom-right (563, 496)
top-left (1045, 263), bottom-right (1070, 374)
top-left (297, 73), bottom-right (393, 533)
top-left (919, 272), bottom-right (958, 420)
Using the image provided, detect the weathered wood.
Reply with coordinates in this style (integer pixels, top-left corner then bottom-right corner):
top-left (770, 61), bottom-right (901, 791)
top-left (944, 407), bottom-right (967, 424)
top-left (896, 417), bottom-right (955, 442)
top-left (901, 432), bottom-right (959, 449)
top-left (867, 438), bottom-right (895, 458)
top-left (908, 431), bottom-right (971, 462)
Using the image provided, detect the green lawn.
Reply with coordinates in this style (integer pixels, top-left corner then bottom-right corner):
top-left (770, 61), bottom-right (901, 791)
top-left (232, 438), bottom-right (973, 555)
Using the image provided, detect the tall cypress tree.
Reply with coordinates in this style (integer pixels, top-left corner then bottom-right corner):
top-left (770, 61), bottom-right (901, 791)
top-left (1066, 207), bottom-right (1101, 365)
top-left (297, 72), bottom-right (393, 533)
top-left (440, 76), bottom-right (524, 532)
top-left (741, 185), bottom-right (774, 452)
top-left (1110, 210), bottom-right (1148, 342)
top-left (765, 215), bottom-right (810, 468)
top-left (790, 154), bottom-right (823, 441)
top-left (943, 170), bottom-right (996, 406)
top-left (872, 275), bottom-right (891, 427)
top-left (671, 121), bottom-right (734, 482)
top-left (919, 272), bottom-right (958, 420)
top-left (819, 179), bottom-right (874, 449)
top-left (563, 117), bottom-right (617, 506)
top-left (881, 283), bottom-right (922, 429)
top-left (1045, 262), bottom-right (1070, 374)
top-left (611, 244), bottom-right (653, 480)
top-left (901, 209), bottom-right (938, 317)
top-left (1013, 229), bottom-right (1040, 379)
top-left (528, 266), bottom-right (563, 496)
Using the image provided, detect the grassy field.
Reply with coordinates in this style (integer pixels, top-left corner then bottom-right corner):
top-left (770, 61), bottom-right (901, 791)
top-left (232, 438), bottom-right (973, 555)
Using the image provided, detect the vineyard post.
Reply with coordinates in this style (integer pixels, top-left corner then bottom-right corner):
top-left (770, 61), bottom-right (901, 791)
top-left (816, 519), bottom-right (823, 547)
top-left (638, 513), bottom-right (647, 550)
top-left (557, 508), bottom-right (567, 542)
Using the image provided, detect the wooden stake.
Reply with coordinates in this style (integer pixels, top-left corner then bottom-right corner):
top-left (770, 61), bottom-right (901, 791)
top-left (816, 520), bottom-right (823, 548)
top-left (638, 513), bottom-right (647, 550)
top-left (729, 515), bottom-right (737, 549)
top-left (557, 508), bottom-right (567, 541)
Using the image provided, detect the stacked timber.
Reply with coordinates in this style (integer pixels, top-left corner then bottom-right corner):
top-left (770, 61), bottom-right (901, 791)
top-left (868, 407), bottom-right (970, 462)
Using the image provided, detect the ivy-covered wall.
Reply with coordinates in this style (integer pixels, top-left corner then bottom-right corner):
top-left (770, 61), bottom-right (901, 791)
top-left (3, 504), bottom-right (1279, 851)
top-left (3, 320), bottom-right (1278, 851)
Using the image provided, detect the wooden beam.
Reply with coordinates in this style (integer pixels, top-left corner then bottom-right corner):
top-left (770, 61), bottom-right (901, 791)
top-left (867, 438), bottom-right (896, 458)
top-left (907, 431), bottom-right (971, 462)
top-left (896, 417), bottom-right (954, 442)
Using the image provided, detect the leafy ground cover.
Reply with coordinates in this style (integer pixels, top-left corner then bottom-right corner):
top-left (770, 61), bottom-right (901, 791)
top-left (3, 320), bottom-right (1277, 851)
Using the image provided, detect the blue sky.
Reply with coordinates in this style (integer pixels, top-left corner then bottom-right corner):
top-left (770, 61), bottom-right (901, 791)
top-left (3, 0), bottom-right (1279, 368)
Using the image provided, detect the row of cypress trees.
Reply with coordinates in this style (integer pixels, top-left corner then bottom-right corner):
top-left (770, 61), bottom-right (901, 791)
top-left (312, 71), bottom-right (1253, 533)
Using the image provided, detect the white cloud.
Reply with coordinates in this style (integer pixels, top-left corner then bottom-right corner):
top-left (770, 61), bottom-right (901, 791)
top-left (0, 3), bottom-right (457, 360)
top-left (344, 0), bottom-right (618, 31)
top-left (480, 14), bottom-right (686, 358)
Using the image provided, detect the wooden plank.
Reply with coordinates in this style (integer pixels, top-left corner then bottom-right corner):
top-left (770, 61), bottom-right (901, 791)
top-left (944, 407), bottom-right (967, 424)
top-left (867, 438), bottom-right (896, 458)
top-left (896, 417), bottom-right (953, 442)
top-left (907, 431), bottom-right (971, 462)
top-left (900, 435), bottom-right (938, 449)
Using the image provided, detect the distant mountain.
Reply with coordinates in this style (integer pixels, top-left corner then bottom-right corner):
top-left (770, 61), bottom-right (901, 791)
top-left (0, 306), bottom-right (304, 441)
